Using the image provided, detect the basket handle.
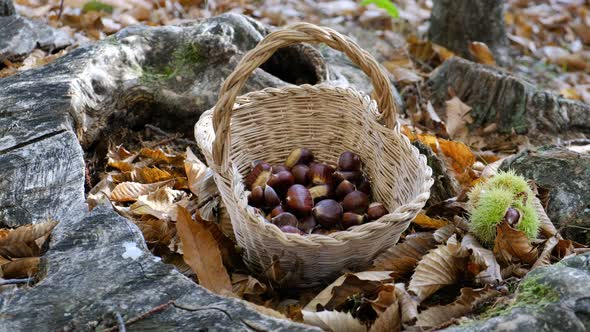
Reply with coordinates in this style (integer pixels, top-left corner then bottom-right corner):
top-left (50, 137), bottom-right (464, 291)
top-left (212, 23), bottom-right (398, 167)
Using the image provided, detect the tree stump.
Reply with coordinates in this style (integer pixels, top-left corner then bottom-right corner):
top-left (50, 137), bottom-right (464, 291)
top-left (428, 0), bottom-right (508, 63)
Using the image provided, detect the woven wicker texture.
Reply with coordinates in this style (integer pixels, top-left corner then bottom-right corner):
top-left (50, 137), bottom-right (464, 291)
top-left (195, 23), bottom-right (433, 287)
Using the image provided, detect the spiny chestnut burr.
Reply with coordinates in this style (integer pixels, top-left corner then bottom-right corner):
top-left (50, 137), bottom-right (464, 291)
top-left (341, 190), bottom-right (369, 214)
top-left (271, 212), bottom-right (298, 227)
top-left (248, 186), bottom-right (264, 208)
top-left (309, 184), bottom-right (331, 202)
top-left (263, 185), bottom-right (281, 209)
top-left (308, 163), bottom-right (335, 185)
top-left (272, 164), bottom-right (289, 174)
top-left (285, 148), bottom-right (314, 168)
top-left (332, 171), bottom-right (361, 185)
top-left (270, 205), bottom-right (286, 218)
top-left (504, 207), bottom-right (520, 226)
top-left (298, 215), bottom-right (317, 234)
top-left (338, 151), bottom-right (361, 171)
top-left (367, 202), bottom-right (388, 221)
top-left (341, 212), bottom-right (367, 229)
top-left (312, 199), bottom-right (343, 228)
top-left (286, 184), bottom-right (313, 216)
top-left (267, 170), bottom-right (295, 195)
top-left (280, 225), bottom-right (304, 235)
top-left (335, 180), bottom-right (355, 200)
top-left (245, 162), bottom-right (271, 190)
top-left (291, 164), bottom-right (311, 185)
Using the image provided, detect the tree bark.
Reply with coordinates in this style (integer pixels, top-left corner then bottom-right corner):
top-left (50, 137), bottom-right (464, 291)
top-left (428, 0), bottom-right (508, 63)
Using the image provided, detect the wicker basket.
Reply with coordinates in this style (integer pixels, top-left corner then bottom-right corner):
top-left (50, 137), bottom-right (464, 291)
top-left (195, 23), bottom-right (433, 287)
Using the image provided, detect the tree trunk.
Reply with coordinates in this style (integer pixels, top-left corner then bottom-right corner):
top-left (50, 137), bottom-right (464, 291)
top-left (428, 0), bottom-right (508, 63)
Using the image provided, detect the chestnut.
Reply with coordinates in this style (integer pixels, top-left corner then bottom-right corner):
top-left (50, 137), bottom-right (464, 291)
top-left (367, 202), bottom-right (388, 221)
top-left (286, 184), bottom-right (313, 216)
top-left (504, 207), bottom-right (520, 226)
top-left (338, 151), bottom-right (361, 171)
top-left (309, 184), bottom-right (331, 202)
top-left (267, 170), bottom-right (295, 195)
top-left (271, 212), bottom-right (298, 228)
top-left (280, 225), bottom-right (304, 235)
top-left (270, 205), bottom-right (286, 218)
top-left (308, 163), bottom-right (335, 185)
top-left (341, 212), bottom-right (367, 229)
top-left (272, 164), bottom-right (289, 174)
top-left (312, 199), bottom-right (343, 228)
top-left (332, 171), bottom-right (361, 185)
top-left (298, 215), bottom-right (317, 234)
top-left (291, 164), bottom-right (311, 185)
top-left (245, 162), bottom-right (271, 190)
top-left (341, 190), bottom-right (369, 214)
top-left (357, 176), bottom-right (372, 196)
top-left (285, 148), bottom-right (314, 168)
top-left (248, 186), bottom-right (264, 208)
top-left (335, 180), bottom-right (355, 200)
top-left (263, 185), bottom-right (281, 209)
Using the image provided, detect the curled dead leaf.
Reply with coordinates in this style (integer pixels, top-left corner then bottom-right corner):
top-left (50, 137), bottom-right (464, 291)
top-left (303, 310), bottom-right (367, 332)
top-left (369, 299), bottom-right (400, 332)
top-left (413, 213), bottom-right (448, 229)
top-left (493, 221), bottom-right (538, 266)
top-left (461, 234), bottom-right (502, 284)
top-left (372, 233), bottom-right (437, 278)
top-left (129, 187), bottom-right (190, 221)
top-left (433, 224), bottom-right (456, 244)
top-left (468, 41), bottom-right (496, 66)
top-left (0, 220), bottom-right (58, 258)
top-left (532, 236), bottom-right (559, 269)
top-left (110, 180), bottom-right (174, 202)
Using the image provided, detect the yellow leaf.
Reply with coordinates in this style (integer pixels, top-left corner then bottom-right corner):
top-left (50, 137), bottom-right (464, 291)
top-left (107, 160), bottom-right (134, 172)
top-left (413, 213), bottom-right (448, 229)
top-left (176, 206), bottom-right (233, 296)
top-left (139, 148), bottom-right (184, 165)
top-left (468, 42), bottom-right (496, 66)
top-left (134, 166), bottom-right (174, 183)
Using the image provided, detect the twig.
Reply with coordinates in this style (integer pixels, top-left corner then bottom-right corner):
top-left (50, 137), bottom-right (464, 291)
top-left (103, 300), bottom-right (232, 331)
top-left (115, 312), bottom-right (126, 332)
top-left (57, 0), bottom-right (64, 20)
top-left (0, 278), bottom-right (34, 286)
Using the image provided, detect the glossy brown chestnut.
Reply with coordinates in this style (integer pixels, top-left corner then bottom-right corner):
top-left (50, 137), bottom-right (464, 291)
top-left (285, 148), bottom-right (314, 168)
top-left (335, 180), bottom-right (355, 200)
top-left (341, 212), bottom-right (367, 229)
top-left (332, 171), bottom-right (361, 185)
top-left (271, 212), bottom-right (298, 227)
top-left (367, 202), bottom-right (388, 221)
top-left (272, 164), bottom-right (289, 174)
top-left (247, 186), bottom-right (264, 207)
top-left (338, 151), bottom-right (361, 171)
top-left (263, 185), bottom-right (281, 209)
top-left (312, 199), bottom-right (343, 228)
top-left (280, 225), bottom-right (304, 235)
top-left (291, 164), bottom-right (311, 185)
top-left (504, 207), bottom-right (520, 226)
top-left (285, 184), bottom-right (313, 216)
top-left (357, 176), bottom-right (372, 196)
top-left (270, 205), bottom-right (286, 218)
top-left (245, 162), bottom-right (271, 190)
top-left (341, 190), bottom-right (369, 214)
top-left (298, 215), bottom-right (317, 234)
top-left (267, 170), bottom-right (295, 195)
top-left (308, 163), bottom-right (335, 185)
top-left (309, 184), bottom-right (331, 202)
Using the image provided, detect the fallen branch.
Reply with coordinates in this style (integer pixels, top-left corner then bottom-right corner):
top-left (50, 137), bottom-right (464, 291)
top-left (0, 277), bottom-right (34, 286)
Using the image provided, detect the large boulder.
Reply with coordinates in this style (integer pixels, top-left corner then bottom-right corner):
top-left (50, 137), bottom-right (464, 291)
top-left (500, 146), bottom-right (590, 244)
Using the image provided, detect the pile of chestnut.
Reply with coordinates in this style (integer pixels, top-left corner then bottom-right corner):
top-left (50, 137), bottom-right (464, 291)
top-left (246, 148), bottom-right (388, 235)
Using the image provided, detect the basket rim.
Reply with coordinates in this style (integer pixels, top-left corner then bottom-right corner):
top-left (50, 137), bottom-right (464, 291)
top-left (196, 83), bottom-right (434, 246)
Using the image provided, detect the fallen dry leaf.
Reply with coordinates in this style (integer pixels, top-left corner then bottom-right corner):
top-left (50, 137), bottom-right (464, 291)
top-left (129, 186), bottom-right (190, 221)
top-left (1, 257), bottom-right (40, 279)
top-left (461, 234), bottom-right (502, 284)
top-left (412, 213), bottom-right (448, 229)
top-left (110, 180), bottom-right (174, 202)
top-left (139, 147), bottom-right (184, 165)
top-left (445, 96), bottom-right (473, 141)
top-left (302, 310), bottom-right (367, 332)
top-left (176, 206), bottom-right (232, 296)
top-left (134, 216), bottom-right (176, 247)
top-left (468, 41), bottom-right (496, 66)
top-left (372, 233), bottom-right (437, 278)
top-left (133, 166), bottom-right (174, 183)
top-left (408, 235), bottom-right (470, 302)
top-left (0, 220), bottom-right (58, 258)
top-left (433, 224), bottom-right (456, 244)
top-left (395, 285), bottom-right (418, 325)
top-left (232, 273), bottom-right (268, 298)
top-left (532, 236), bottom-right (559, 269)
top-left (415, 287), bottom-right (500, 328)
top-left (369, 298), bottom-right (400, 332)
top-left (493, 221), bottom-right (538, 266)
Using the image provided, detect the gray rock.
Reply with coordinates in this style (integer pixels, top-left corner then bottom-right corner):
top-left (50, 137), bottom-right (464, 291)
top-left (427, 58), bottom-right (590, 144)
top-left (500, 146), bottom-right (590, 244)
top-left (0, 205), bottom-right (318, 331)
top-left (443, 252), bottom-right (590, 332)
top-left (0, 16), bottom-right (72, 62)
